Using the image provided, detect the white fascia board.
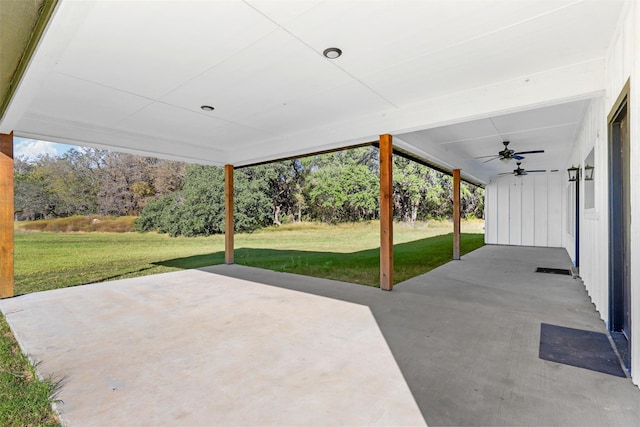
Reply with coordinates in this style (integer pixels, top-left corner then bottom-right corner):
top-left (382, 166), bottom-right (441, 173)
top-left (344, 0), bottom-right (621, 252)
top-left (14, 113), bottom-right (229, 166)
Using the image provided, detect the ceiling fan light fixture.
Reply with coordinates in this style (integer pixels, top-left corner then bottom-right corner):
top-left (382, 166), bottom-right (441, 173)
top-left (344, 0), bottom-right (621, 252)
top-left (323, 47), bottom-right (342, 59)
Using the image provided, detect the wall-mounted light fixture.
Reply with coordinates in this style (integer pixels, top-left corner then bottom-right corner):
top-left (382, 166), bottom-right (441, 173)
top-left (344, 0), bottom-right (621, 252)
top-left (200, 105), bottom-right (215, 112)
top-left (584, 164), bottom-right (594, 181)
top-left (567, 165), bottom-right (580, 182)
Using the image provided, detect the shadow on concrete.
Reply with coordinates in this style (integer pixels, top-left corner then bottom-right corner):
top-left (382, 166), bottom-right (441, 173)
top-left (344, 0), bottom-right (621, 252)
top-left (196, 246), bottom-right (640, 426)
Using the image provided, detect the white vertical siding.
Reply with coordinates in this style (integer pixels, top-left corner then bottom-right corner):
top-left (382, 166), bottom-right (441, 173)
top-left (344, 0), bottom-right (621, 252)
top-left (497, 178), bottom-right (510, 244)
top-left (484, 182), bottom-right (497, 244)
top-left (485, 172), bottom-right (562, 247)
top-left (534, 174), bottom-right (548, 246)
top-left (569, 97), bottom-right (607, 317)
top-left (547, 173), bottom-right (562, 248)
top-left (509, 178), bottom-right (522, 246)
top-left (521, 177), bottom-right (535, 246)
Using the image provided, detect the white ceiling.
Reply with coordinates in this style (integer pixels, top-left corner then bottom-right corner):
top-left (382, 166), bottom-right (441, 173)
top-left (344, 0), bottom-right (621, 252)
top-left (396, 98), bottom-right (591, 181)
top-left (0, 0), bottom-right (627, 184)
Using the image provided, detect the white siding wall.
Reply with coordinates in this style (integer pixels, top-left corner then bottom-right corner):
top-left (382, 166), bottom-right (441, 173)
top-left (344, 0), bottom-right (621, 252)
top-left (565, 0), bottom-right (640, 385)
top-left (497, 178), bottom-right (510, 243)
top-left (564, 97), bottom-right (607, 316)
top-left (485, 183), bottom-right (498, 243)
top-left (547, 173), bottom-right (563, 247)
top-left (521, 177), bottom-right (535, 246)
top-left (509, 179), bottom-right (522, 246)
top-left (485, 172), bottom-right (562, 247)
top-left (533, 174), bottom-right (548, 246)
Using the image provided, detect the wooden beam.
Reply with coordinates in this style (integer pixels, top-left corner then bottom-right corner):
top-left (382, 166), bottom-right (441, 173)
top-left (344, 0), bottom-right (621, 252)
top-left (453, 169), bottom-right (461, 260)
top-left (225, 164), bottom-right (234, 265)
top-left (1, 133), bottom-right (14, 298)
top-left (379, 134), bottom-right (393, 291)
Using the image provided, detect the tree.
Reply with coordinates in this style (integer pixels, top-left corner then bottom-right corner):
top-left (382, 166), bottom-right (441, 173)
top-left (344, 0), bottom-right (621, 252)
top-left (14, 150), bottom-right (102, 218)
top-left (306, 148), bottom-right (379, 223)
top-left (137, 164), bottom-right (274, 236)
top-left (97, 153), bottom-right (156, 215)
top-left (393, 158), bottom-right (425, 223)
top-left (14, 158), bottom-right (51, 220)
top-left (151, 160), bottom-right (186, 195)
top-left (461, 182), bottom-right (485, 219)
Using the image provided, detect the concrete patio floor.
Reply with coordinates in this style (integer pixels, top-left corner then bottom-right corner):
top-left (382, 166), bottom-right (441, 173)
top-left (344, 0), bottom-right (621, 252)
top-left (1, 245), bottom-right (639, 426)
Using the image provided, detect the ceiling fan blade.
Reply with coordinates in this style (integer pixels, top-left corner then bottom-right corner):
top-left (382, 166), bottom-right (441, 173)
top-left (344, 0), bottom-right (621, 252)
top-left (498, 172), bottom-right (513, 175)
top-left (474, 155), bottom-right (499, 159)
top-left (526, 169), bottom-right (546, 173)
top-left (514, 150), bottom-right (544, 155)
top-left (512, 154), bottom-right (525, 160)
top-left (482, 157), bottom-right (499, 163)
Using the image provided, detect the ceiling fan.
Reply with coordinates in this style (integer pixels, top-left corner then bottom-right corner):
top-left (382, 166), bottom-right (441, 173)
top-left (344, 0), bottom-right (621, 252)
top-left (475, 141), bottom-right (545, 163)
top-left (499, 161), bottom-right (546, 177)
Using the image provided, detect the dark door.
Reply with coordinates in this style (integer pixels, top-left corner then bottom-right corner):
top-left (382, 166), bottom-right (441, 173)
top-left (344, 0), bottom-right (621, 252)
top-left (609, 89), bottom-right (631, 370)
top-left (620, 112), bottom-right (631, 339)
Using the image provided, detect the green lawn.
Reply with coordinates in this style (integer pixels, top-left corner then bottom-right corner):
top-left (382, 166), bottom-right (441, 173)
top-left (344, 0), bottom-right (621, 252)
top-left (15, 220), bottom-right (484, 294)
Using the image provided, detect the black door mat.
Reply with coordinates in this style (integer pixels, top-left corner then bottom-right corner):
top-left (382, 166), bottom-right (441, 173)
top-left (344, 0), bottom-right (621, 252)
top-left (536, 267), bottom-right (572, 275)
top-left (539, 323), bottom-right (625, 377)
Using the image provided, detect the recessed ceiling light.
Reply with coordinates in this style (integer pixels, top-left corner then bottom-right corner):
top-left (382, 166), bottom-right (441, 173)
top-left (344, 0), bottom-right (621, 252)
top-left (200, 105), bottom-right (215, 111)
top-left (323, 47), bottom-right (342, 59)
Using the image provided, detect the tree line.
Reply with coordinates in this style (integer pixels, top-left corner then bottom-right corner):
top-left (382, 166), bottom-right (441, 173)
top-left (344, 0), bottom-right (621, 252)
top-left (14, 149), bottom-right (185, 220)
top-left (15, 146), bottom-right (484, 236)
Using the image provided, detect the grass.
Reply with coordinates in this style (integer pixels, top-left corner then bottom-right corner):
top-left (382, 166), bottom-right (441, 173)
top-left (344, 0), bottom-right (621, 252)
top-left (0, 314), bottom-right (59, 427)
top-left (14, 231), bottom-right (221, 294)
top-left (233, 225), bottom-right (484, 286)
top-left (14, 219), bottom-right (484, 293)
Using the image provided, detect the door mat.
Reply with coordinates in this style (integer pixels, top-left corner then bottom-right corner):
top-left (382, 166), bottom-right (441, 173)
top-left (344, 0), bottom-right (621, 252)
top-left (539, 323), bottom-right (625, 377)
top-left (535, 267), bottom-right (572, 275)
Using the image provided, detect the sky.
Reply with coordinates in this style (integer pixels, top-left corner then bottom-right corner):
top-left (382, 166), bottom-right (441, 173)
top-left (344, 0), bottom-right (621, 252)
top-left (14, 137), bottom-right (76, 160)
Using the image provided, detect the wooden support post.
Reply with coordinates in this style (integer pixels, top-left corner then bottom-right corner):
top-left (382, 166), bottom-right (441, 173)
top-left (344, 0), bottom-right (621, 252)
top-left (225, 164), bottom-right (234, 265)
top-left (453, 169), bottom-right (461, 260)
top-left (379, 134), bottom-right (393, 290)
top-left (1, 132), bottom-right (14, 298)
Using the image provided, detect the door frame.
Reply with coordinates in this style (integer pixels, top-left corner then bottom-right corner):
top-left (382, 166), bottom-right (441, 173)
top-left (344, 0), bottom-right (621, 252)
top-left (608, 78), bottom-right (631, 369)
